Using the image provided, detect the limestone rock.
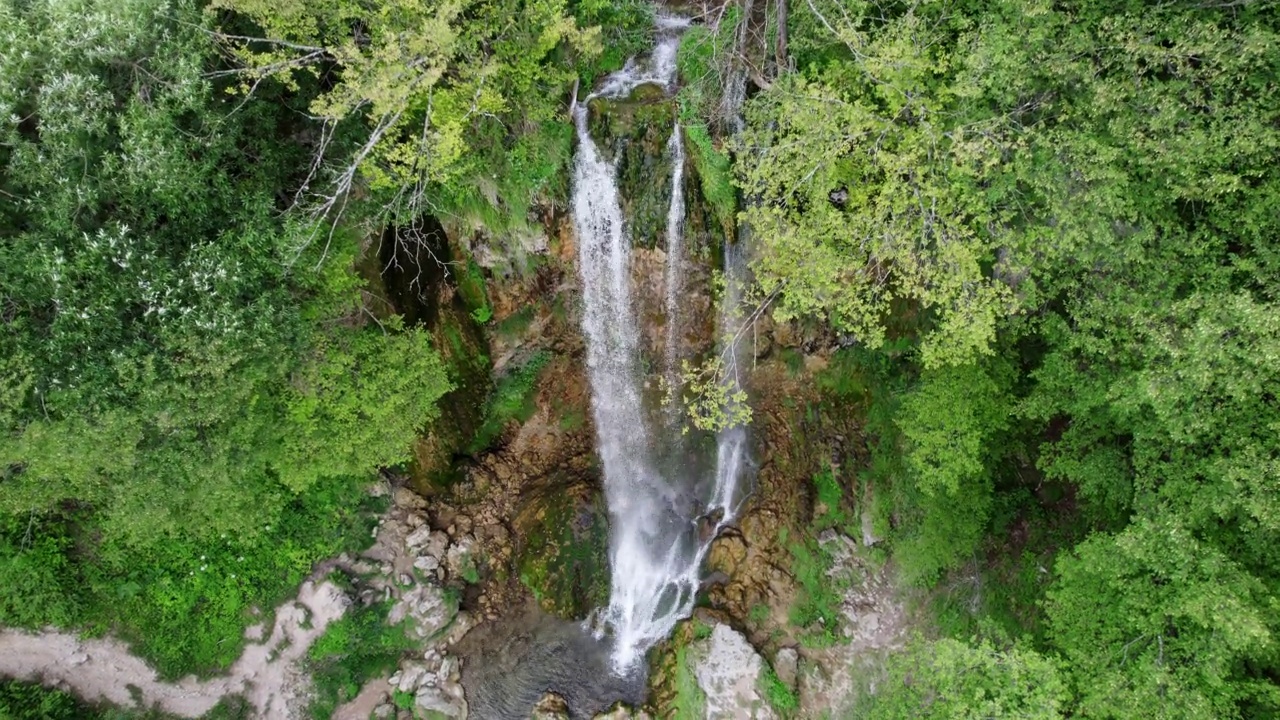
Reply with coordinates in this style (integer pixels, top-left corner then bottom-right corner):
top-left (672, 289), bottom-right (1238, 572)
top-left (691, 624), bottom-right (777, 720)
top-left (393, 488), bottom-right (429, 510)
top-left (773, 647), bottom-right (799, 689)
top-left (388, 584), bottom-right (455, 640)
top-left (446, 534), bottom-right (477, 581)
top-left (531, 692), bottom-right (570, 719)
top-left (593, 703), bottom-right (653, 720)
top-left (706, 532), bottom-right (747, 578)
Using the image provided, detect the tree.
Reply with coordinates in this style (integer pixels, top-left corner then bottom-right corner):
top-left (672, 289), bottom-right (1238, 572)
top-left (857, 637), bottom-right (1068, 719)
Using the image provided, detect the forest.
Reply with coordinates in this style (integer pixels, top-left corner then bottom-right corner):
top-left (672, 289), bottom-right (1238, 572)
top-left (0, 0), bottom-right (1277, 718)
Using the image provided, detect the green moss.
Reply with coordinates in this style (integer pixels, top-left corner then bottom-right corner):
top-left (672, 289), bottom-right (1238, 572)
top-left (456, 260), bottom-right (490, 319)
top-left (672, 644), bottom-right (707, 720)
top-left (517, 492), bottom-right (609, 617)
top-left (494, 304), bottom-right (536, 339)
top-left (467, 350), bottom-right (553, 454)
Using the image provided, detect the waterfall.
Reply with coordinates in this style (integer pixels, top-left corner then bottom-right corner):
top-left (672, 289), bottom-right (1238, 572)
top-left (710, 235), bottom-right (750, 521)
top-left (571, 11), bottom-right (751, 673)
top-left (662, 123), bottom-right (686, 404)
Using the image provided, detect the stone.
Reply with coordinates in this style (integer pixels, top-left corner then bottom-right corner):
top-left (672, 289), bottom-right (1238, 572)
top-left (593, 704), bottom-right (653, 720)
top-left (706, 532), bottom-right (748, 578)
top-left (414, 555), bottom-right (440, 573)
top-left (773, 647), bottom-right (799, 689)
top-left (373, 703), bottom-right (395, 719)
top-left (397, 663), bottom-right (427, 693)
top-left (531, 692), bottom-right (570, 719)
top-left (691, 624), bottom-right (777, 720)
top-left (405, 525), bottom-right (434, 550)
top-left (445, 534), bottom-right (477, 581)
top-left (415, 683), bottom-right (467, 719)
top-left (393, 488), bottom-right (428, 510)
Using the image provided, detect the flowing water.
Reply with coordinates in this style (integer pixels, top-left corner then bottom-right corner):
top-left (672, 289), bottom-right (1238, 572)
top-left (572, 12), bottom-right (752, 674)
top-left (662, 122), bottom-right (686, 410)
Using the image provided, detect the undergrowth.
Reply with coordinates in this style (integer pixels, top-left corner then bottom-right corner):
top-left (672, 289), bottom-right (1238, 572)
top-left (468, 351), bottom-right (553, 454)
top-left (758, 663), bottom-right (799, 717)
top-left (306, 601), bottom-right (414, 720)
top-left (0, 476), bottom-right (384, 679)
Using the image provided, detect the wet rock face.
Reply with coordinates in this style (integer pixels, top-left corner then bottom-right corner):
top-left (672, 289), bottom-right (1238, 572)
top-left (690, 624), bottom-right (777, 720)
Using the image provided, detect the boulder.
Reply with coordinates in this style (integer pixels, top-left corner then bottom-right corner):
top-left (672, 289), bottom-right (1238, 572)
top-left (691, 624), bottom-right (777, 720)
top-left (531, 692), bottom-right (570, 719)
top-left (773, 647), bottom-right (799, 689)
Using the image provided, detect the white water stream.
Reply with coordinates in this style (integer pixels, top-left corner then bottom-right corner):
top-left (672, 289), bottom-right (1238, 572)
top-left (572, 14), bottom-right (751, 673)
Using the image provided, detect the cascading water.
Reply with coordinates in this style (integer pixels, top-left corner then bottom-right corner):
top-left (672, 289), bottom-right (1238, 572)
top-left (571, 12), bottom-right (751, 673)
top-left (710, 235), bottom-right (750, 521)
top-left (662, 122), bottom-right (686, 404)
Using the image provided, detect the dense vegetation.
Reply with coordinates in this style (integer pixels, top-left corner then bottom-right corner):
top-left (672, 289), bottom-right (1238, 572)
top-left (735, 0), bottom-right (1280, 717)
top-left (1, 0), bottom-right (1277, 718)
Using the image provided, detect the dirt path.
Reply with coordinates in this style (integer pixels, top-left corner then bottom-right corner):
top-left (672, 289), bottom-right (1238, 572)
top-left (0, 579), bottom-right (349, 719)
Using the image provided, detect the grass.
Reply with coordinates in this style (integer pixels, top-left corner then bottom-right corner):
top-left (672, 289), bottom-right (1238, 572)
top-left (306, 601), bottom-right (415, 720)
top-left (455, 260), bottom-right (491, 322)
top-left (467, 350), bottom-right (553, 454)
top-left (494, 304), bottom-right (536, 339)
top-left (758, 663), bottom-right (799, 717)
top-left (786, 529), bottom-right (845, 648)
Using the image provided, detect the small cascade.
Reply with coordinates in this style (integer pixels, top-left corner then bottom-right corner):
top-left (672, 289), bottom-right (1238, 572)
top-left (662, 123), bottom-right (686, 404)
top-left (571, 9), bottom-right (753, 674)
top-left (709, 235), bottom-right (750, 521)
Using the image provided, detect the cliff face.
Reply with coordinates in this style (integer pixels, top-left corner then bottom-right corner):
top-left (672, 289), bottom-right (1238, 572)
top-left (362, 78), bottom-right (889, 718)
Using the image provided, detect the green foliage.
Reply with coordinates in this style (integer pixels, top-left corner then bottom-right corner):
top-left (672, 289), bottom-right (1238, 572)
top-left (0, 0), bottom-right (451, 679)
top-left (856, 637), bottom-right (1068, 719)
top-left (787, 535), bottom-right (842, 645)
top-left (769, 1), bottom-right (1280, 715)
top-left (307, 601), bottom-right (415, 720)
top-left (684, 124), bottom-right (737, 236)
top-left (0, 681), bottom-right (86, 720)
top-left (759, 663), bottom-right (799, 716)
top-left (455, 260), bottom-right (491, 320)
top-left (468, 351), bottom-right (553, 453)
top-left (811, 469), bottom-right (847, 529)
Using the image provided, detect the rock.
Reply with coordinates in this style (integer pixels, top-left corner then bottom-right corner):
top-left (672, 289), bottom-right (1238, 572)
top-left (446, 534), bottom-right (477, 581)
top-left (66, 653), bottom-right (88, 666)
top-left (388, 584), bottom-right (455, 639)
top-left (414, 555), bottom-right (440, 573)
top-left (773, 647), bottom-right (799, 689)
top-left (406, 525), bottom-right (434, 550)
top-left (706, 532), bottom-right (748, 578)
top-left (393, 488), bottom-right (428, 510)
top-left (396, 663), bottom-right (427, 693)
top-left (531, 692), bottom-right (569, 719)
top-left (415, 684), bottom-right (467, 720)
top-left (691, 624), bottom-right (777, 720)
top-left (373, 703), bottom-right (395, 719)
top-left (593, 704), bottom-right (652, 720)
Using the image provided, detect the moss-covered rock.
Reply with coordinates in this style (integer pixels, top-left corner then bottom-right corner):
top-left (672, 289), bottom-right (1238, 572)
top-left (515, 482), bottom-right (610, 618)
